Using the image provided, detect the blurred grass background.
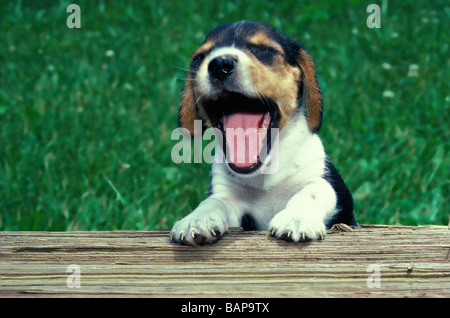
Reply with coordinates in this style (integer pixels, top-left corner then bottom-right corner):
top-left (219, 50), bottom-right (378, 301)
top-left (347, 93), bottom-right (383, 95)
top-left (0, 0), bottom-right (448, 231)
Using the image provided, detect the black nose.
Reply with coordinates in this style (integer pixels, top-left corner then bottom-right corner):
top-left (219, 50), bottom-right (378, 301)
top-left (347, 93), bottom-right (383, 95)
top-left (208, 55), bottom-right (237, 81)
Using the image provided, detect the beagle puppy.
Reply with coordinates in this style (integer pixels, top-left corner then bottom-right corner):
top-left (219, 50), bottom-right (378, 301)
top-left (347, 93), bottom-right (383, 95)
top-left (170, 21), bottom-right (357, 245)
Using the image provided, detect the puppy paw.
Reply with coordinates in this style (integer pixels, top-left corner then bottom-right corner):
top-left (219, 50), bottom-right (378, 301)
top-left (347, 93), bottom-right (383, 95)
top-left (170, 211), bottom-right (228, 246)
top-left (269, 209), bottom-right (326, 242)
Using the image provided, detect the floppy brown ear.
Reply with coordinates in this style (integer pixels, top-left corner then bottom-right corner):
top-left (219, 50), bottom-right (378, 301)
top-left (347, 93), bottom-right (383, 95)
top-left (297, 48), bottom-right (323, 133)
top-left (177, 71), bottom-right (202, 137)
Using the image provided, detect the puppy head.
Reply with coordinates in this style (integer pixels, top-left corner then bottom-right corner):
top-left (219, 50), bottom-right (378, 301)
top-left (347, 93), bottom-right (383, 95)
top-left (178, 21), bottom-right (323, 174)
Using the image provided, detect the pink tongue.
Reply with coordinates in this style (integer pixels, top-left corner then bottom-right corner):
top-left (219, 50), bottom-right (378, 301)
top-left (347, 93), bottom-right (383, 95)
top-left (223, 112), bottom-right (269, 168)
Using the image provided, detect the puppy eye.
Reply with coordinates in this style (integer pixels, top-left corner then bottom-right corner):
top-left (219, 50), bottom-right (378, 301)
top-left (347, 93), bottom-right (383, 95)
top-left (191, 53), bottom-right (206, 69)
top-left (248, 45), bottom-right (278, 63)
top-left (259, 45), bottom-right (276, 52)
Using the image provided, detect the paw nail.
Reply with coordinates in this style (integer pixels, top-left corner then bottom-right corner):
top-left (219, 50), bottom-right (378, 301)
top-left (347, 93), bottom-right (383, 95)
top-left (210, 229), bottom-right (221, 243)
top-left (281, 233), bottom-right (294, 242)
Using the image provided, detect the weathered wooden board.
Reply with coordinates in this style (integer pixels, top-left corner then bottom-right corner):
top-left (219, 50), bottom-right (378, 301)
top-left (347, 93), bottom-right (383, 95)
top-left (0, 225), bottom-right (449, 297)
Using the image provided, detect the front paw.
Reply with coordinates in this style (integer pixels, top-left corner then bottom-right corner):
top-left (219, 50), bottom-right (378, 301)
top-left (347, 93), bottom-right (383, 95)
top-left (170, 212), bottom-right (228, 246)
top-left (269, 209), bottom-right (326, 242)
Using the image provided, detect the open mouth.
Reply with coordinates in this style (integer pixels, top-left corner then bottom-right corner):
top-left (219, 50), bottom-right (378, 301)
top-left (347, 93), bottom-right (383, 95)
top-left (202, 91), bottom-right (279, 174)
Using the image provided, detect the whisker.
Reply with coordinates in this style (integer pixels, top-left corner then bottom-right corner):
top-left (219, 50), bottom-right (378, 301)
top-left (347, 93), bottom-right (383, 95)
top-left (173, 66), bottom-right (199, 74)
top-left (192, 86), bottom-right (204, 106)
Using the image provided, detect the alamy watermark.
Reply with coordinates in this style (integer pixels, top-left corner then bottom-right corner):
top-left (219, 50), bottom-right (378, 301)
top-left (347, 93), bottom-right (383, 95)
top-left (367, 4), bottom-right (381, 29)
top-left (366, 264), bottom-right (381, 289)
top-left (66, 4), bottom-right (81, 29)
top-left (64, 3), bottom-right (382, 176)
top-left (66, 264), bottom-right (81, 288)
top-left (171, 120), bottom-right (279, 174)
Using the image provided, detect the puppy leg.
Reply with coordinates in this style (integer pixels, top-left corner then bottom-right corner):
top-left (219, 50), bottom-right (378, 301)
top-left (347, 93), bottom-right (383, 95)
top-left (269, 179), bottom-right (336, 242)
top-left (170, 197), bottom-right (238, 245)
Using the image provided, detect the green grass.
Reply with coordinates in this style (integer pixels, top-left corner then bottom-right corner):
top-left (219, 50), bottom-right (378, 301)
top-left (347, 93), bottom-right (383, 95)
top-left (0, 0), bottom-right (448, 230)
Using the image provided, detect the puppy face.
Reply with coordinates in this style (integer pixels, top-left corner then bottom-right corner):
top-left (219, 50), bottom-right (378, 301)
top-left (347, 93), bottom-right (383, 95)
top-left (179, 21), bottom-right (323, 174)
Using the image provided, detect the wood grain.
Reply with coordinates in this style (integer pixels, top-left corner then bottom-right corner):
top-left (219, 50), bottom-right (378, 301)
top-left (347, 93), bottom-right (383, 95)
top-left (0, 225), bottom-right (449, 297)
